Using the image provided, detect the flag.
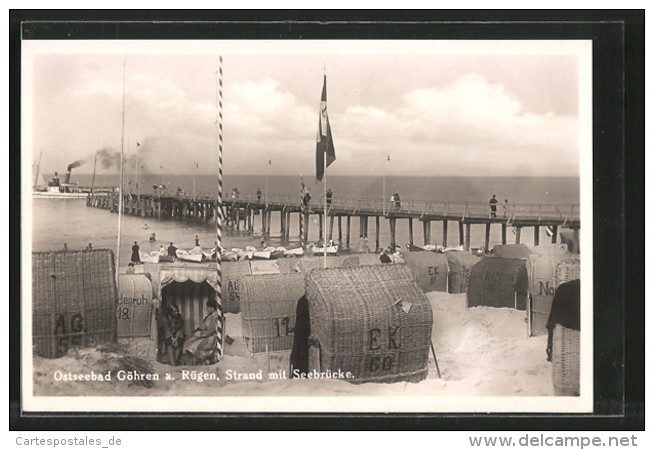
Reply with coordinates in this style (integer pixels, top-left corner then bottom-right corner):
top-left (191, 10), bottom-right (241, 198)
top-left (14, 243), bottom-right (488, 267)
top-left (316, 74), bottom-right (336, 181)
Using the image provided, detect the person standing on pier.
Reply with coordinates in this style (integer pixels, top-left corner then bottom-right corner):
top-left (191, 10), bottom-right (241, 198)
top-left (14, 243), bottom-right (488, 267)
top-left (167, 242), bottom-right (177, 259)
top-left (489, 194), bottom-right (498, 218)
top-left (195, 235), bottom-right (200, 247)
top-left (131, 241), bottom-right (141, 264)
top-left (256, 187), bottom-right (262, 202)
top-left (503, 199), bottom-right (509, 218)
top-left (326, 188), bottom-right (333, 206)
top-left (394, 193), bottom-right (401, 210)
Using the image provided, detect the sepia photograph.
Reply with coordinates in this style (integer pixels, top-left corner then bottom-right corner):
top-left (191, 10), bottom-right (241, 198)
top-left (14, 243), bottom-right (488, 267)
top-left (20, 36), bottom-right (594, 414)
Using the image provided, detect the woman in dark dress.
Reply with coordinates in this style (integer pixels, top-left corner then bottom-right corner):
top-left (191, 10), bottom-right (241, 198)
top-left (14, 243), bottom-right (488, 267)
top-left (163, 303), bottom-right (185, 366)
top-left (131, 241), bottom-right (140, 264)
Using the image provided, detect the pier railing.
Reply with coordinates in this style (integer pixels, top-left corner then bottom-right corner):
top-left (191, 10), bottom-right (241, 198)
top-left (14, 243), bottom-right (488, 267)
top-left (93, 191), bottom-right (580, 226)
top-left (209, 194), bottom-right (580, 225)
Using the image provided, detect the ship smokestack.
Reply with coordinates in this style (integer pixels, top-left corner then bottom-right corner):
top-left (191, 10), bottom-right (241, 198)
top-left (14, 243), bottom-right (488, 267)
top-left (64, 160), bottom-right (84, 184)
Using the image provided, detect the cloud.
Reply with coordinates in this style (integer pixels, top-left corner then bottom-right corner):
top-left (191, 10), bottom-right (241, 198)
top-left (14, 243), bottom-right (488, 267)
top-left (32, 59), bottom-right (579, 178)
top-left (329, 73), bottom-right (578, 176)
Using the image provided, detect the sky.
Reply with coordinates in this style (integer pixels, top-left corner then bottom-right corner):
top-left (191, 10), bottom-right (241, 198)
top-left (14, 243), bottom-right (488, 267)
top-left (23, 40), bottom-right (590, 178)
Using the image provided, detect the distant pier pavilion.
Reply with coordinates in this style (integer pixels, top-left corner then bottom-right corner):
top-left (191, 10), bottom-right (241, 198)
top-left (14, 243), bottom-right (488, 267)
top-left (87, 192), bottom-right (580, 251)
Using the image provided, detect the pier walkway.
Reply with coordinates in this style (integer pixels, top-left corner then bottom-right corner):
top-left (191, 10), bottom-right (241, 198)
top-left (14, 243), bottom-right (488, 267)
top-left (87, 192), bottom-right (580, 252)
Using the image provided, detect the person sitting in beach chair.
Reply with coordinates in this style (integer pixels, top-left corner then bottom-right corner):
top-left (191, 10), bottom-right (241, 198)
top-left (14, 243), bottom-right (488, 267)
top-left (163, 303), bottom-right (185, 366)
top-left (183, 299), bottom-right (220, 365)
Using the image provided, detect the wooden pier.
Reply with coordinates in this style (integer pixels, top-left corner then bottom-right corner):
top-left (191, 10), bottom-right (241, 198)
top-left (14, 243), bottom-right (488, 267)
top-left (87, 192), bottom-right (580, 251)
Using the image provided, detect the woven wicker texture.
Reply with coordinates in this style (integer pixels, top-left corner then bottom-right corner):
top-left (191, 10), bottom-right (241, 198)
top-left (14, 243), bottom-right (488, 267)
top-left (32, 250), bottom-right (117, 359)
top-left (527, 253), bottom-right (569, 336)
top-left (445, 252), bottom-right (481, 294)
top-left (400, 251), bottom-right (449, 293)
top-left (117, 274), bottom-right (153, 338)
top-left (555, 258), bottom-right (581, 288)
top-left (222, 261), bottom-right (253, 313)
top-left (277, 256), bottom-right (357, 274)
top-left (467, 258), bottom-right (528, 309)
top-left (239, 273), bottom-right (305, 354)
top-left (304, 264), bottom-right (433, 383)
top-left (492, 244), bottom-right (531, 259)
top-left (552, 324), bottom-right (580, 396)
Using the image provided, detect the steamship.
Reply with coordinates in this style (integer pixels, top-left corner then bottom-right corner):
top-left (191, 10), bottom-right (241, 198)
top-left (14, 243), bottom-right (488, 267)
top-left (32, 163), bottom-right (87, 199)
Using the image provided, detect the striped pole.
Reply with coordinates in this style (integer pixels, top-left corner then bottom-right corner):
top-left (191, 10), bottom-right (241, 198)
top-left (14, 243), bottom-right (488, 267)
top-left (300, 177), bottom-right (305, 247)
top-left (214, 57), bottom-right (225, 357)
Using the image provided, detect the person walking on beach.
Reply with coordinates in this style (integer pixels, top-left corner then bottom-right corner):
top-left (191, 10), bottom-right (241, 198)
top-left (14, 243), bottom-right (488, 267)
top-left (167, 242), bottom-right (177, 259)
top-left (195, 235), bottom-right (200, 247)
top-left (131, 241), bottom-right (141, 264)
top-left (489, 194), bottom-right (498, 218)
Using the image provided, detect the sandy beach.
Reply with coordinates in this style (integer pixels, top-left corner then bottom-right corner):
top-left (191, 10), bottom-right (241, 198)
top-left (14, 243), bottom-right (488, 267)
top-left (31, 291), bottom-right (553, 399)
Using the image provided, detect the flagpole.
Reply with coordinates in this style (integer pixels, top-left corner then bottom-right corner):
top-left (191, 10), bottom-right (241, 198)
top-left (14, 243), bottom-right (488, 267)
top-left (323, 64), bottom-right (328, 269)
top-left (323, 146), bottom-right (328, 268)
top-left (116, 60), bottom-right (126, 285)
top-left (135, 142), bottom-right (139, 200)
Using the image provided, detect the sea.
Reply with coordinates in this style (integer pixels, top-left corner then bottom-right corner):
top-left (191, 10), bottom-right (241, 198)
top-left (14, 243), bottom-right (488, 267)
top-left (30, 174), bottom-right (579, 266)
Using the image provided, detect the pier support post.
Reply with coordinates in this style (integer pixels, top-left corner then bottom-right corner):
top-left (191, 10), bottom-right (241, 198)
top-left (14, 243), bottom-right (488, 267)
top-left (423, 220), bottom-right (431, 246)
top-left (458, 221), bottom-right (464, 246)
top-left (375, 216), bottom-right (380, 251)
top-left (442, 220), bottom-right (448, 247)
top-left (573, 228), bottom-right (579, 252)
top-left (389, 217), bottom-right (397, 250)
top-left (267, 210), bottom-right (272, 235)
top-left (485, 223), bottom-right (491, 251)
top-left (329, 215), bottom-right (334, 240)
top-left (338, 216), bottom-right (342, 244)
top-left (465, 223), bottom-right (471, 251)
top-left (280, 210), bottom-right (285, 235)
top-left (262, 209), bottom-right (267, 235)
top-left (551, 225), bottom-right (558, 243)
top-left (501, 223), bottom-right (507, 245)
top-left (408, 218), bottom-right (414, 247)
top-left (515, 226), bottom-right (522, 244)
top-left (346, 216), bottom-right (351, 248)
top-left (534, 226), bottom-right (540, 246)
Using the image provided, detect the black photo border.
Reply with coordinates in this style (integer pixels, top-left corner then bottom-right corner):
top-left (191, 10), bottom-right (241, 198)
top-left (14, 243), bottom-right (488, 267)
top-left (9, 9), bottom-right (644, 431)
